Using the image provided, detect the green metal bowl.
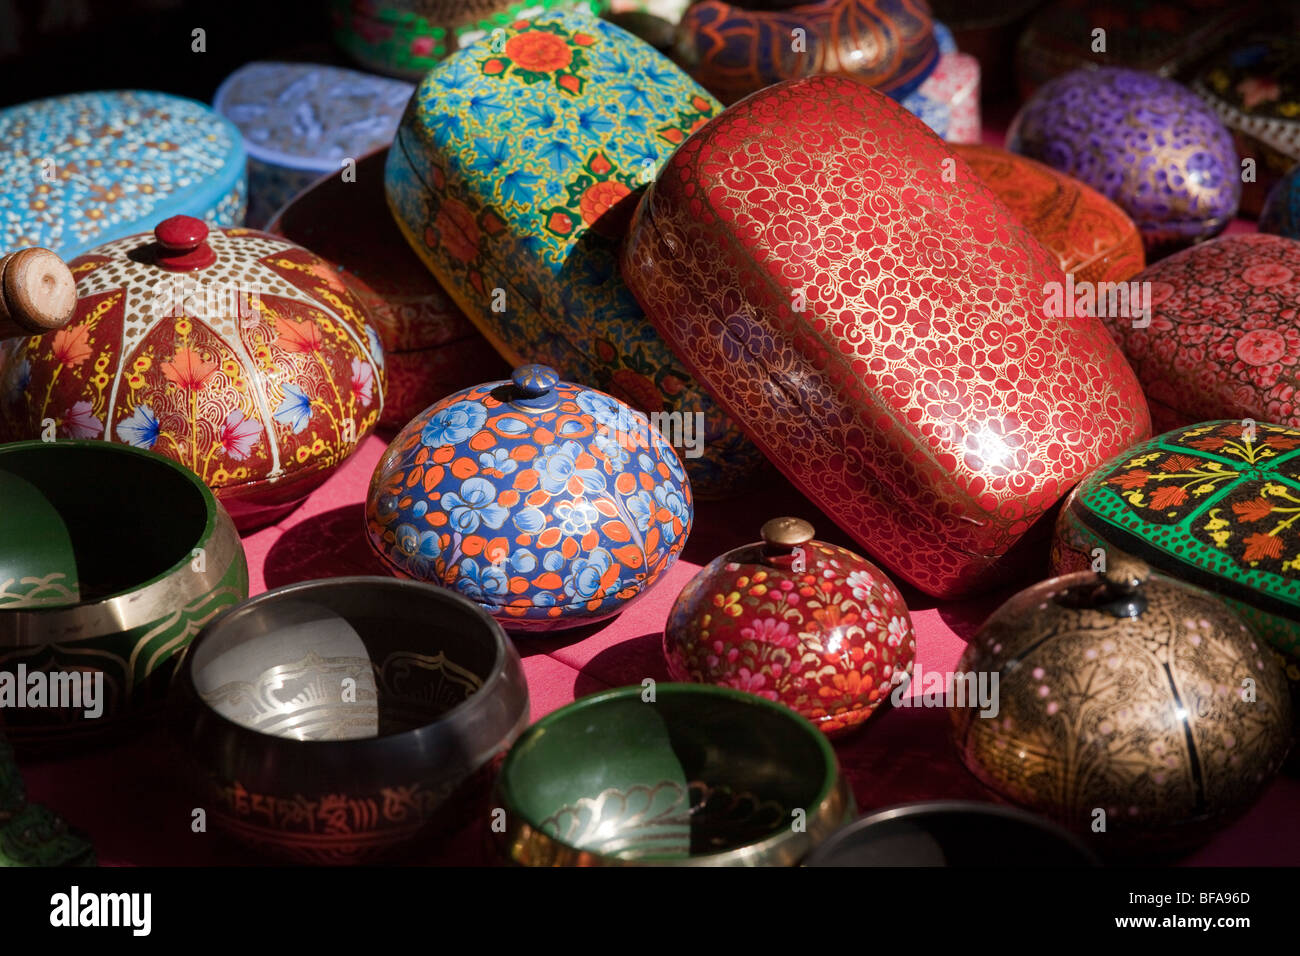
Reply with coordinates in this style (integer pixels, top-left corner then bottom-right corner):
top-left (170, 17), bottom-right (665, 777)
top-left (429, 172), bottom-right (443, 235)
top-left (495, 683), bottom-right (854, 865)
top-left (0, 440), bottom-right (248, 743)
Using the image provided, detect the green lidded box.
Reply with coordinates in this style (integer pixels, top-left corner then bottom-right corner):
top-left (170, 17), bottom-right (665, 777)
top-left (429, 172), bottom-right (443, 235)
top-left (1053, 419), bottom-right (1300, 671)
top-left (332, 0), bottom-right (609, 81)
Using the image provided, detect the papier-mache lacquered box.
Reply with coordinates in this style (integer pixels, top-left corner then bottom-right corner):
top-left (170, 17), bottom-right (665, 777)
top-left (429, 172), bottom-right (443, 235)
top-left (673, 0), bottom-right (939, 107)
top-left (953, 144), bottom-right (1145, 285)
top-left (927, 0), bottom-right (1039, 100)
top-left (673, 0), bottom-right (938, 106)
top-left (1097, 234), bottom-right (1300, 435)
top-left (621, 75), bottom-right (1152, 598)
top-left (1008, 67), bottom-right (1241, 257)
top-left (214, 62), bottom-right (414, 228)
top-left (332, 0), bottom-right (608, 80)
top-left (899, 22), bottom-right (981, 144)
top-left (1261, 165), bottom-right (1300, 240)
top-left (0, 91), bottom-right (246, 261)
top-left (1052, 419), bottom-right (1300, 666)
top-left (267, 148), bottom-right (506, 430)
top-left (1194, 30), bottom-right (1300, 218)
top-left (0, 218), bottom-right (387, 531)
top-left (385, 10), bottom-right (765, 496)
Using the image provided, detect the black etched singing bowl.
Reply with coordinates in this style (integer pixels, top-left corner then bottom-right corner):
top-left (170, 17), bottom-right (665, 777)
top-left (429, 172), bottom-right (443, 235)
top-left (495, 684), bottom-right (854, 866)
top-left (804, 801), bottom-right (1099, 866)
top-left (170, 577), bottom-right (529, 864)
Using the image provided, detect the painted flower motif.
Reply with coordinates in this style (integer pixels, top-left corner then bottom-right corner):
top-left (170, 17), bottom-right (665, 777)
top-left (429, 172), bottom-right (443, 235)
top-left (220, 408), bottom-right (262, 461)
top-left (365, 325), bottom-right (385, 370)
top-left (1108, 469), bottom-right (1150, 490)
top-left (512, 505), bottom-right (546, 534)
top-left (728, 667), bottom-right (778, 701)
top-left (275, 318), bottom-right (322, 354)
top-left (51, 326), bottom-right (92, 368)
top-left (574, 389), bottom-right (628, 432)
top-left (828, 669), bottom-right (872, 697)
top-left (654, 481), bottom-right (688, 541)
top-left (455, 557), bottom-right (510, 603)
top-left (478, 447), bottom-right (517, 477)
top-left (626, 489), bottom-right (654, 533)
top-left (592, 432), bottom-right (630, 468)
top-left (435, 199), bottom-right (481, 264)
top-left (420, 399), bottom-right (487, 447)
top-left (1233, 498), bottom-right (1273, 522)
top-left (273, 384), bottom-right (313, 434)
top-left (886, 615), bottom-right (910, 648)
top-left (162, 347), bottom-right (218, 392)
top-left (1243, 532), bottom-right (1283, 562)
top-left (579, 179), bottom-right (631, 226)
top-left (116, 404), bottom-right (160, 449)
top-left (554, 497), bottom-right (599, 536)
top-left (740, 617), bottom-right (797, 649)
top-left (505, 30), bottom-right (572, 73)
top-left (507, 548), bottom-right (538, 574)
top-left (547, 210), bottom-right (575, 235)
top-left (349, 358), bottom-right (374, 407)
top-left (539, 138), bottom-right (581, 173)
top-left (536, 440), bottom-right (581, 495)
top-left (1234, 328), bottom-right (1288, 366)
top-left (846, 570), bottom-right (878, 604)
top-left (441, 476), bottom-right (509, 533)
top-left (62, 400), bottom-right (102, 439)
top-left (394, 523), bottom-right (442, 578)
top-left (563, 547), bottom-right (614, 602)
top-left (654, 428), bottom-right (687, 482)
top-left (1242, 263), bottom-right (1294, 287)
top-left (500, 167), bottom-right (544, 206)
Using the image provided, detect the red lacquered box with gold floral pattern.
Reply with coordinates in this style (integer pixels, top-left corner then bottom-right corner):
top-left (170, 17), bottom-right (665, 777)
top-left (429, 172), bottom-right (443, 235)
top-left (621, 74), bottom-right (1152, 598)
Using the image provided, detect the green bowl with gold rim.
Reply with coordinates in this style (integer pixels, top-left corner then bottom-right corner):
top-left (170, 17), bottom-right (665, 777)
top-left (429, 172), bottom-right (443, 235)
top-left (495, 683), bottom-right (854, 865)
top-left (0, 440), bottom-right (248, 744)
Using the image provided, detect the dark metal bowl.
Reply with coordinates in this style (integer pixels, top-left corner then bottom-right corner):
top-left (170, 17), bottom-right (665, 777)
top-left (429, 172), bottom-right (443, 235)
top-left (495, 683), bottom-right (854, 866)
top-left (804, 801), bottom-right (1100, 867)
top-left (170, 576), bottom-right (529, 864)
top-left (0, 440), bottom-right (247, 744)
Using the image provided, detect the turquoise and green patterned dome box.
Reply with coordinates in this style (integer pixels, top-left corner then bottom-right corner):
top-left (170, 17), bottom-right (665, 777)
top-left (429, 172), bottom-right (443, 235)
top-left (1053, 419), bottom-right (1300, 667)
top-left (384, 9), bottom-right (764, 498)
top-left (0, 91), bottom-right (247, 260)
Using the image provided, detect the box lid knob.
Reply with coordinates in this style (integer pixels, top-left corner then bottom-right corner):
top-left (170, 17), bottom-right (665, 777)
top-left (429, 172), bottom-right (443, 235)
top-left (154, 215), bottom-right (216, 271)
top-left (760, 517), bottom-right (815, 567)
top-left (510, 364), bottom-right (560, 410)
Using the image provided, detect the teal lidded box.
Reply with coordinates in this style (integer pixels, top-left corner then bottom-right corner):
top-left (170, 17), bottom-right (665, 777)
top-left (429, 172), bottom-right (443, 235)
top-left (384, 9), bottom-right (764, 497)
top-left (0, 91), bottom-right (246, 261)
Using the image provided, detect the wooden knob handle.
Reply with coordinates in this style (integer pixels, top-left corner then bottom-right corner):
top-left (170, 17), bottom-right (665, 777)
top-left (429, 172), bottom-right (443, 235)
top-left (0, 248), bottom-right (77, 339)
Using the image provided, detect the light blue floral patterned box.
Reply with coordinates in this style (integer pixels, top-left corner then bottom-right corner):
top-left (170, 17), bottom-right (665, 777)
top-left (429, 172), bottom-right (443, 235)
top-left (0, 91), bottom-right (246, 260)
top-left (214, 62), bottom-right (414, 228)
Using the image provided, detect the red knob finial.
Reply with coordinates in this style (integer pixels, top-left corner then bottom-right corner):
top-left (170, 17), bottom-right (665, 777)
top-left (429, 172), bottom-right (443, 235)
top-left (154, 215), bottom-right (216, 271)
